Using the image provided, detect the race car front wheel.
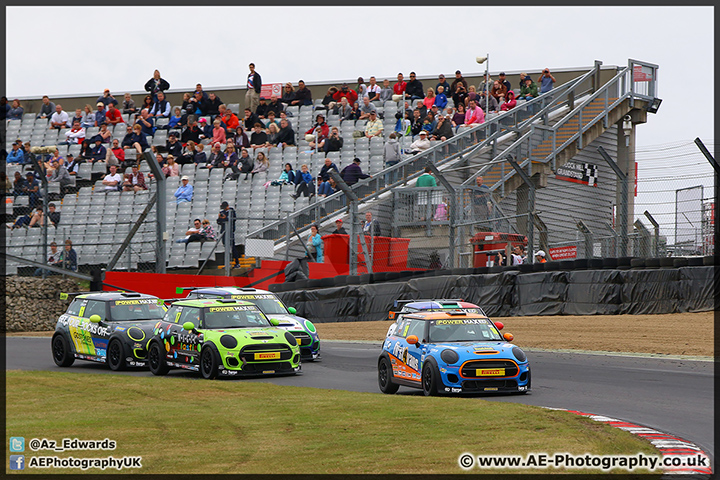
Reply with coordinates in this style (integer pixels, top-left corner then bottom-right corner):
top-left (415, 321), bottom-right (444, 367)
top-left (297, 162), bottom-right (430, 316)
top-left (200, 344), bottom-right (220, 379)
top-left (52, 334), bottom-right (74, 367)
top-left (106, 339), bottom-right (127, 371)
top-left (148, 342), bottom-right (169, 376)
top-left (422, 362), bottom-right (439, 396)
top-left (378, 357), bottom-right (399, 394)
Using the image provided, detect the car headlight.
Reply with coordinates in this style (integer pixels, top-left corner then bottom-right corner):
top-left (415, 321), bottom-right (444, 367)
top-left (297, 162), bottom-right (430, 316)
top-left (512, 346), bottom-right (527, 362)
top-left (440, 349), bottom-right (459, 365)
top-left (304, 320), bottom-right (316, 334)
top-left (220, 335), bottom-right (238, 349)
top-left (284, 331), bottom-right (298, 346)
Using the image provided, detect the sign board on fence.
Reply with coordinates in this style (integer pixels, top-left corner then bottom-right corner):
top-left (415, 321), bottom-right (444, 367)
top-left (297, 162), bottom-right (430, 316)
top-left (548, 246), bottom-right (577, 260)
top-left (260, 83), bottom-right (283, 99)
top-left (633, 65), bottom-right (653, 82)
top-left (555, 161), bottom-right (598, 187)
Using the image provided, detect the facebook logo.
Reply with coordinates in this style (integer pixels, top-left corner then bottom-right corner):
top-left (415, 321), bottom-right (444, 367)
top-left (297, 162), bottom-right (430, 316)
top-left (9, 436), bottom-right (25, 452)
top-left (10, 455), bottom-right (25, 470)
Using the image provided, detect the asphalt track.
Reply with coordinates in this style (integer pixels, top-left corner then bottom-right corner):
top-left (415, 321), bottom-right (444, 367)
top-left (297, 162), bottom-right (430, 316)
top-left (6, 337), bottom-right (714, 468)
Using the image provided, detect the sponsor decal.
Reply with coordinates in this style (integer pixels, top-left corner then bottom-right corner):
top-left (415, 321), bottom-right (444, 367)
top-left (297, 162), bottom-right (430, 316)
top-left (114, 326), bottom-right (126, 332)
top-left (548, 245), bottom-right (577, 260)
top-left (484, 387), bottom-right (498, 391)
top-left (555, 161), bottom-right (598, 187)
top-left (435, 319), bottom-right (488, 325)
top-left (392, 342), bottom-right (420, 372)
top-left (230, 294), bottom-right (274, 300)
top-left (477, 368), bottom-right (505, 376)
top-left (209, 306), bottom-right (257, 312)
top-left (262, 370), bottom-right (276, 374)
top-left (254, 352), bottom-right (280, 360)
top-left (451, 388), bottom-right (462, 393)
top-left (518, 386), bottom-right (527, 391)
top-left (114, 299), bottom-right (158, 305)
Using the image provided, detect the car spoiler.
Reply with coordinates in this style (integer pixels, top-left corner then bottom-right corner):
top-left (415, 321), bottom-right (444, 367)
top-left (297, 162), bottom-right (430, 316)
top-left (391, 298), bottom-right (466, 309)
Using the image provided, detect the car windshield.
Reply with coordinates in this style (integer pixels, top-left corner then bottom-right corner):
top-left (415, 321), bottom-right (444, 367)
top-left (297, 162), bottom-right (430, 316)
top-left (229, 294), bottom-right (288, 315)
top-left (203, 305), bottom-right (271, 329)
top-left (109, 301), bottom-right (166, 321)
top-left (428, 318), bottom-right (502, 343)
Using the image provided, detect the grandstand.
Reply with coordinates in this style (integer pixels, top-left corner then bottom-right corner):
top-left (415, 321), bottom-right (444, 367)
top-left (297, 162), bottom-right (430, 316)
top-left (3, 59), bottom-right (661, 277)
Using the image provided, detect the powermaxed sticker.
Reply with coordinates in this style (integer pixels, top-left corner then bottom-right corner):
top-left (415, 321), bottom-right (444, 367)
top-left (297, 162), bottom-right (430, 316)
top-left (209, 306), bottom-right (257, 312)
top-left (114, 299), bottom-right (158, 305)
top-left (230, 294), bottom-right (274, 300)
top-left (435, 319), bottom-right (488, 325)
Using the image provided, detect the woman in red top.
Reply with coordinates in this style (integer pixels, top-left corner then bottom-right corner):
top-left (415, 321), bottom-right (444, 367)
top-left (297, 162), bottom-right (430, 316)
top-left (212, 119), bottom-right (226, 144)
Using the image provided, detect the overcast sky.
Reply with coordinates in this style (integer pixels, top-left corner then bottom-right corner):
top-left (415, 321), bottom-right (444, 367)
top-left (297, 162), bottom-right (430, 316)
top-left (6, 6), bottom-right (715, 239)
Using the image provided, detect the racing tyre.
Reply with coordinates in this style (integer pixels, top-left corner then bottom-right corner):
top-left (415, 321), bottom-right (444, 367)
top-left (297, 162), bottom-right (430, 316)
top-left (422, 362), bottom-right (440, 396)
top-left (200, 344), bottom-right (220, 379)
top-left (106, 338), bottom-right (127, 371)
top-left (378, 357), bottom-right (399, 394)
top-left (52, 334), bottom-right (74, 367)
top-left (148, 342), bottom-right (169, 376)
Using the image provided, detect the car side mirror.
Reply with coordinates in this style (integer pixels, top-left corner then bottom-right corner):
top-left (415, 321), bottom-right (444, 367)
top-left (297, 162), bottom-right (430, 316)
top-left (182, 321), bottom-right (195, 332)
top-left (503, 332), bottom-right (514, 342)
top-left (269, 318), bottom-right (280, 326)
top-left (89, 314), bottom-right (102, 324)
top-left (406, 335), bottom-right (419, 345)
top-left (287, 307), bottom-right (297, 314)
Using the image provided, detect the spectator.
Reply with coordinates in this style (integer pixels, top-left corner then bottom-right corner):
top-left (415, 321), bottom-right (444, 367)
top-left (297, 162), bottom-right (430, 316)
top-left (281, 82), bottom-right (296, 105)
top-left (135, 108), bottom-right (155, 136)
top-left (122, 164), bottom-right (148, 192)
top-left (175, 218), bottom-right (202, 245)
top-left (49, 158), bottom-right (72, 192)
top-left (167, 107), bottom-right (184, 130)
top-left (194, 142), bottom-right (207, 165)
top-left (292, 164), bottom-right (315, 198)
top-left (7, 142), bottom-right (24, 164)
top-left (97, 89), bottom-right (118, 107)
top-left (423, 88), bottom-right (436, 110)
top-left (22, 202), bottom-right (61, 229)
top-left (60, 239), bottom-right (78, 272)
top-left (102, 164), bottom-right (122, 191)
top-left (205, 142), bottom-right (224, 170)
top-left (395, 110), bottom-right (412, 137)
top-left (81, 104), bottom-right (95, 128)
top-left (122, 93), bottom-right (136, 115)
top-left (406, 72), bottom-right (425, 100)
top-left (221, 144), bottom-right (239, 172)
top-left (62, 121), bottom-right (86, 146)
top-left (321, 87), bottom-right (338, 110)
top-left (50, 104), bottom-right (69, 129)
top-left (190, 91), bottom-right (211, 116)
top-left (266, 123), bottom-right (280, 148)
top-left (511, 245), bottom-right (524, 266)
top-left (317, 176), bottom-right (336, 198)
top-left (233, 148), bottom-right (254, 180)
top-left (431, 114), bottom-right (453, 141)
top-left (180, 92), bottom-right (193, 112)
top-left (108, 139), bottom-right (126, 167)
top-left (122, 124), bottom-right (149, 154)
top-left (9, 205), bottom-right (39, 230)
top-left (89, 138), bottom-right (107, 164)
top-left (450, 70), bottom-right (469, 95)
top-left (195, 83), bottom-right (209, 101)
top-left (434, 86), bottom-right (448, 110)
top-left (165, 133), bottom-right (183, 158)
top-left (333, 96), bottom-right (354, 123)
top-left (358, 96), bottom-right (376, 120)
top-left (67, 107), bottom-right (84, 128)
top-left (416, 166), bottom-right (437, 187)
top-left (104, 103), bottom-right (123, 126)
top-left (175, 175), bottom-right (193, 204)
top-left (251, 152), bottom-right (269, 178)
top-left (276, 119), bottom-right (296, 147)
top-left (333, 83), bottom-right (358, 105)
top-left (33, 241), bottom-right (63, 276)
top-left (205, 92), bottom-right (223, 117)
top-left (356, 77), bottom-right (369, 102)
top-left (181, 119), bottom-right (202, 145)
top-left (452, 103), bottom-right (466, 127)
top-left (478, 91), bottom-right (499, 113)
top-left (465, 84), bottom-right (479, 107)
top-left (12, 171), bottom-right (28, 197)
top-left (254, 97), bottom-right (269, 120)
top-left (96, 122), bottom-right (112, 143)
top-left (435, 74), bottom-right (451, 95)
top-left (266, 94), bottom-right (284, 118)
top-left (384, 132), bottom-right (401, 184)
top-left (364, 111), bottom-right (384, 139)
top-left (518, 76), bottom-right (538, 101)
top-left (491, 80), bottom-right (508, 105)
top-left (340, 157), bottom-right (370, 186)
top-left (38, 96), bottom-right (55, 119)
top-left (363, 211), bottom-right (381, 236)
top-left (379, 79), bottom-right (394, 103)
top-left (66, 154), bottom-right (82, 176)
top-left (452, 83), bottom-right (468, 111)
top-left (140, 95), bottom-right (154, 114)
top-left (534, 250), bottom-right (547, 263)
top-left (537, 68), bottom-right (556, 94)
top-left (217, 201), bottom-right (240, 266)
top-left (163, 155), bottom-right (180, 177)
top-left (497, 72), bottom-right (512, 93)
top-left (323, 126), bottom-right (343, 153)
top-left (8, 99), bottom-right (23, 120)
top-left (211, 119), bottom-right (226, 144)
top-left (263, 111), bottom-right (280, 130)
top-left (319, 157), bottom-right (339, 182)
top-left (249, 123), bottom-right (268, 150)
top-left (306, 224), bottom-right (324, 263)
top-left (367, 76), bottom-right (381, 102)
top-left (410, 109), bottom-right (424, 136)
top-left (246, 63), bottom-right (262, 114)
top-left (291, 80), bottom-right (313, 106)
top-left (472, 175), bottom-right (492, 221)
top-left (275, 162), bottom-right (296, 186)
top-left (306, 114), bottom-right (330, 150)
top-left (392, 73), bottom-right (407, 100)
top-left (410, 130), bottom-right (431, 154)
top-left (199, 117), bottom-right (213, 142)
top-left (331, 218), bottom-right (347, 235)
top-left (465, 99), bottom-right (485, 126)
top-left (149, 91), bottom-right (171, 118)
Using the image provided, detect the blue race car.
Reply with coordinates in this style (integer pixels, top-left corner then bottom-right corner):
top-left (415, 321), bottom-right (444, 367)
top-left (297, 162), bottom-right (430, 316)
top-left (176, 286), bottom-right (320, 360)
top-left (378, 310), bottom-right (530, 396)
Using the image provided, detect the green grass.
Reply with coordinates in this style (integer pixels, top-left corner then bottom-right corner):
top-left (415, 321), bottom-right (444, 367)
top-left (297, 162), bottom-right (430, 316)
top-left (6, 371), bottom-right (659, 475)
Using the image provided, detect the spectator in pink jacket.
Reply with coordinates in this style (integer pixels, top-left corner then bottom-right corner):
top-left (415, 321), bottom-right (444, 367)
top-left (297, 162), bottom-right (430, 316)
top-left (501, 90), bottom-right (517, 112)
top-left (212, 119), bottom-right (226, 144)
top-left (464, 99), bottom-right (485, 125)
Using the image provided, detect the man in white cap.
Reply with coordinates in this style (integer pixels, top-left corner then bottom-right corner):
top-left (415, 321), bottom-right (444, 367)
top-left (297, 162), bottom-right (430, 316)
top-left (409, 130), bottom-right (431, 154)
top-left (534, 250), bottom-right (547, 263)
top-left (174, 175), bottom-right (193, 204)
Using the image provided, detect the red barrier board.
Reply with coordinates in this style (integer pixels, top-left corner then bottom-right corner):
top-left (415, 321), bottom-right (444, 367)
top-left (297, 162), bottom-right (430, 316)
top-left (548, 246), bottom-right (577, 260)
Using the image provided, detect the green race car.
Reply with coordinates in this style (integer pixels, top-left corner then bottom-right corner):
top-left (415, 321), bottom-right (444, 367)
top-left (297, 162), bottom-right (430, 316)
top-left (147, 298), bottom-right (302, 379)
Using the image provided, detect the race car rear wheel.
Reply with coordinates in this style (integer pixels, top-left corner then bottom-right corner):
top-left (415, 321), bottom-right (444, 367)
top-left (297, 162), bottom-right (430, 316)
top-left (378, 357), bottom-right (399, 394)
top-left (106, 339), bottom-right (127, 371)
top-left (200, 344), bottom-right (220, 380)
top-left (52, 334), bottom-right (74, 367)
top-left (422, 362), bottom-right (439, 396)
top-left (148, 341), bottom-right (169, 376)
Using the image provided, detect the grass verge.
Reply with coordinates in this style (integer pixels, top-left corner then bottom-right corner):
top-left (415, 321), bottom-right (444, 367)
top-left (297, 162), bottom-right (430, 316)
top-left (6, 370), bottom-right (658, 475)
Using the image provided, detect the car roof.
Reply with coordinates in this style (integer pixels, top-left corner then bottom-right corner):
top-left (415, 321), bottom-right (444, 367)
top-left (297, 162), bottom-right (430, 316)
top-left (190, 287), bottom-right (272, 295)
top-left (403, 311), bottom-right (489, 321)
top-left (77, 292), bottom-right (159, 301)
top-left (402, 300), bottom-right (479, 310)
top-left (170, 298), bottom-right (258, 308)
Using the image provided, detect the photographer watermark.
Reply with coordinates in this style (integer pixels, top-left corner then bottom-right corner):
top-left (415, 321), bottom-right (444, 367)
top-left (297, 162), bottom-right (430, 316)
top-left (458, 452), bottom-right (709, 471)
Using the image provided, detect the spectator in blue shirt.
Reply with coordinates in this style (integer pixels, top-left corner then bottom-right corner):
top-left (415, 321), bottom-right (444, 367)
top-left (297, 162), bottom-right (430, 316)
top-left (94, 102), bottom-right (107, 126)
top-left (7, 142), bottom-right (24, 164)
top-left (23, 172), bottom-right (41, 207)
top-left (339, 158), bottom-right (371, 186)
top-left (174, 176), bottom-right (193, 204)
top-left (89, 139), bottom-right (107, 164)
top-left (122, 124), bottom-right (149, 154)
top-left (8, 99), bottom-right (23, 120)
top-left (135, 109), bottom-right (155, 136)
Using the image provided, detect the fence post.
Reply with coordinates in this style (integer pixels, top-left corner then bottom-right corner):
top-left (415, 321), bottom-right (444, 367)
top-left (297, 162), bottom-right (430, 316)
top-left (577, 220), bottom-right (594, 259)
top-left (634, 219), bottom-right (651, 258)
top-left (330, 169), bottom-right (371, 274)
top-left (506, 157), bottom-right (535, 260)
top-left (597, 146), bottom-right (628, 257)
top-left (643, 211), bottom-right (661, 257)
top-left (142, 151), bottom-right (167, 273)
top-left (426, 162), bottom-right (456, 268)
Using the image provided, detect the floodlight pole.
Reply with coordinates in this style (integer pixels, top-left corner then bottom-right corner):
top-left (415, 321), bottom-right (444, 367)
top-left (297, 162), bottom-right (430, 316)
top-left (142, 151), bottom-right (166, 273)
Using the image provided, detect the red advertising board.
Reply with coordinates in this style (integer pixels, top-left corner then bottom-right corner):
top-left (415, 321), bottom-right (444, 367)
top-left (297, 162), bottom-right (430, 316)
top-left (260, 83), bottom-right (283, 99)
top-left (548, 246), bottom-right (577, 260)
top-left (633, 65), bottom-right (652, 82)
